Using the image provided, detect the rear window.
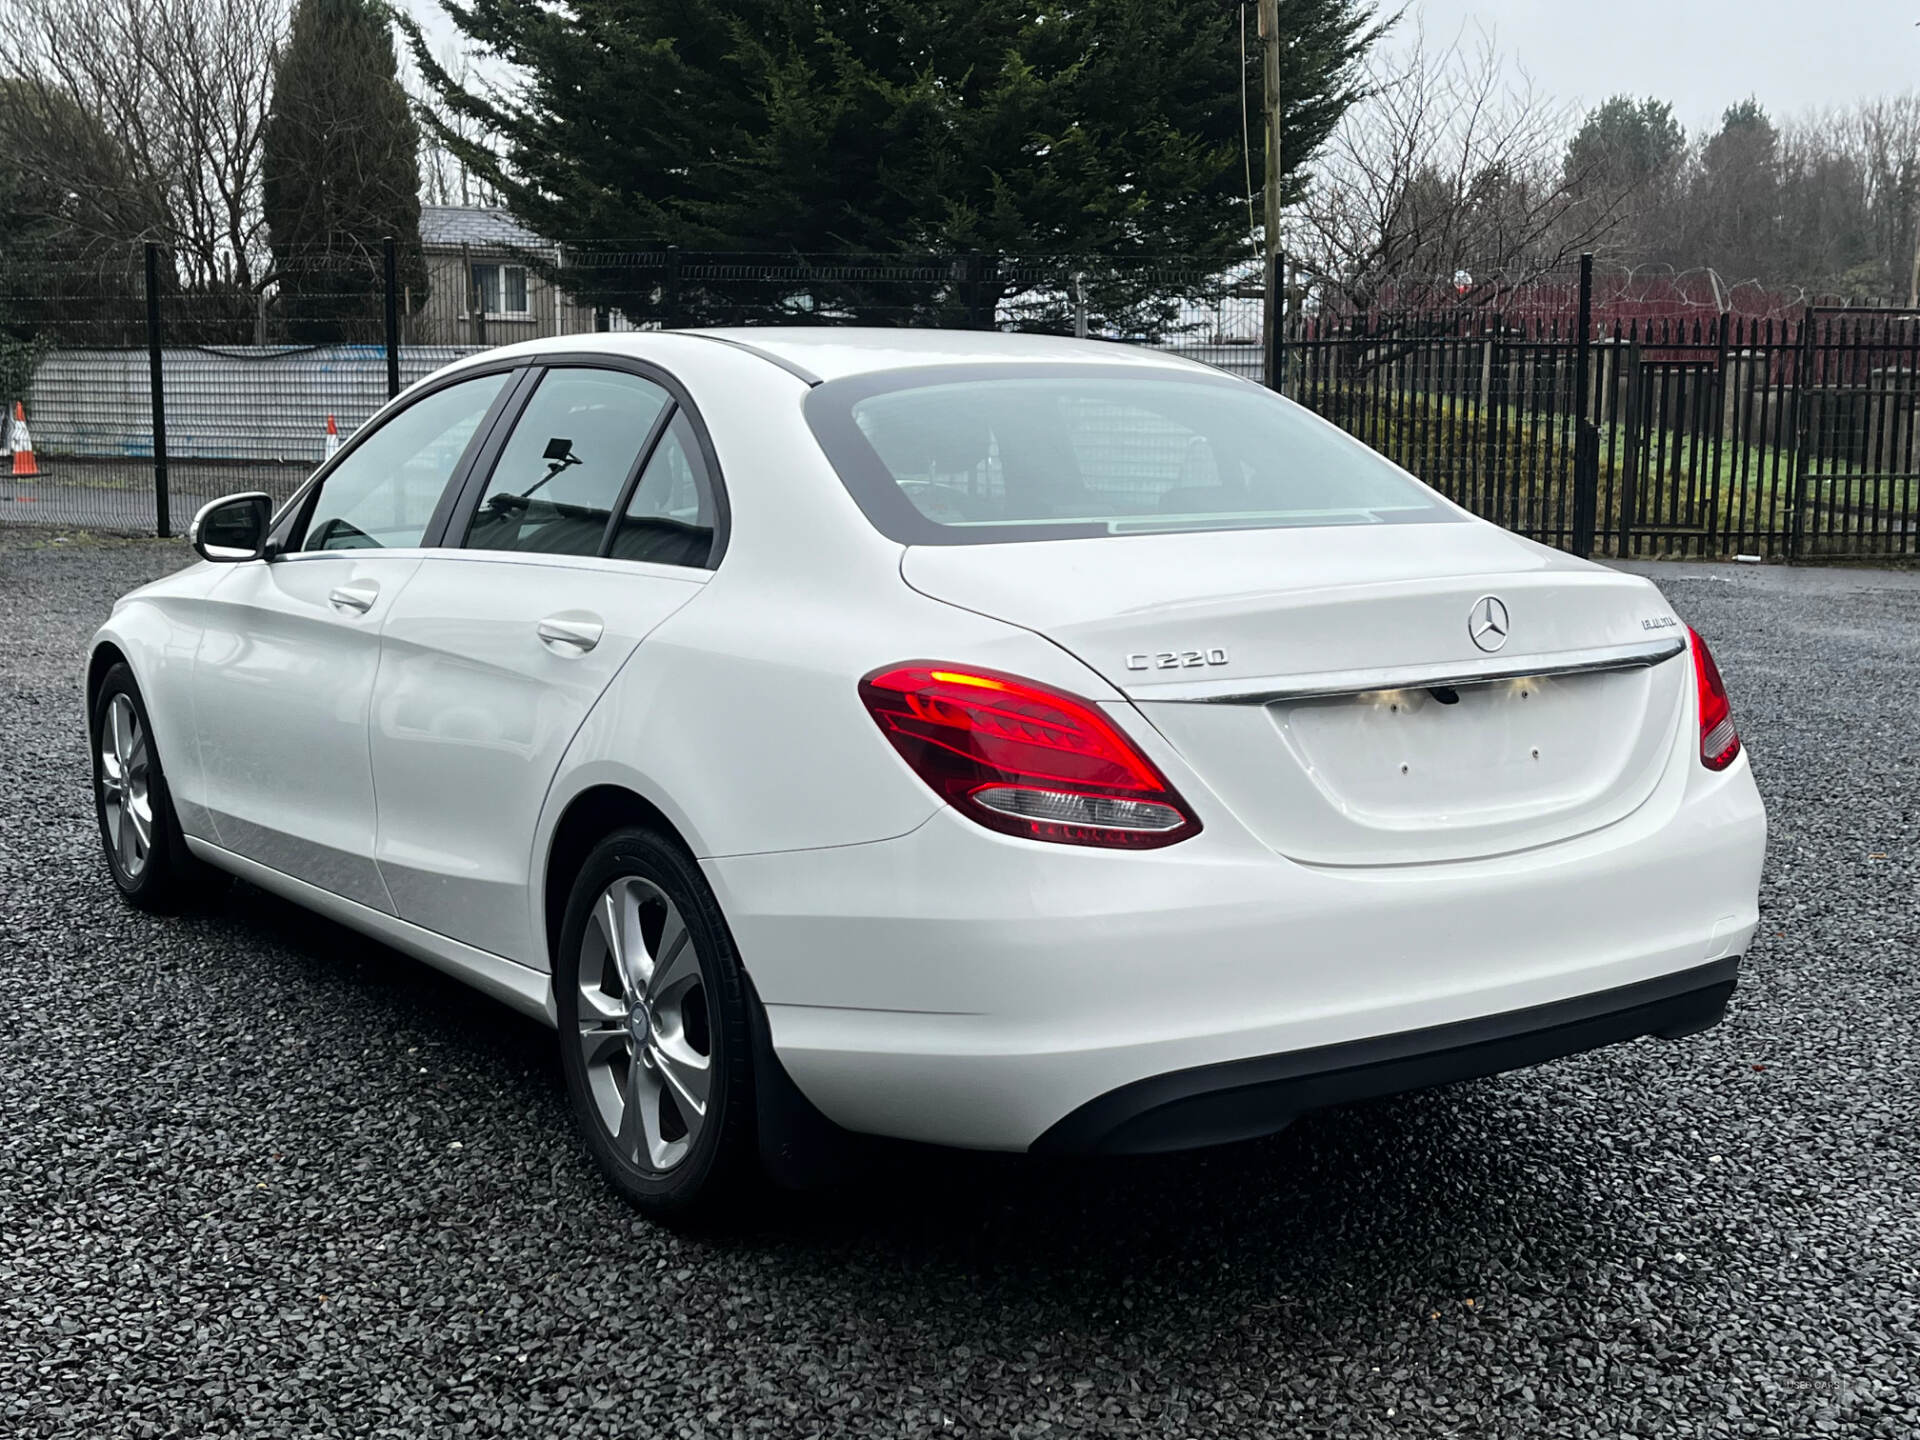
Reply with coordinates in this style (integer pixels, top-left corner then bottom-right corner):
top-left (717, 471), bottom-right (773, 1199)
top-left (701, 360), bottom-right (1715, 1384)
top-left (803, 365), bottom-right (1458, 545)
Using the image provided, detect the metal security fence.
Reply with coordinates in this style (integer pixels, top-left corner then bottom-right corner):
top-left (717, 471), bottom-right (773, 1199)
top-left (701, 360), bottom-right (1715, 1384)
top-left (1290, 298), bottom-right (1920, 560)
top-left (1, 241), bottom-right (1917, 561)
top-left (406, 246), bottom-right (1261, 346)
top-left (0, 243), bottom-right (1258, 536)
top-left (0, 246), bottom-right (480, 535)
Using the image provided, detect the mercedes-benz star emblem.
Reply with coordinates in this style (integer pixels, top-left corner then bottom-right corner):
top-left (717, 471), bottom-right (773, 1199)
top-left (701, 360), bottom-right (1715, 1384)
top-left (1468, 595), bottom-right (1510, 653)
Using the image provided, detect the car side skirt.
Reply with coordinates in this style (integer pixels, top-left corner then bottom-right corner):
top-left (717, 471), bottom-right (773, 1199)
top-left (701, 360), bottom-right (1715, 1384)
top-left (1031, 958), bottom-right (1740, 1156)
top-left (183, 838), bottom-right (558, 1027)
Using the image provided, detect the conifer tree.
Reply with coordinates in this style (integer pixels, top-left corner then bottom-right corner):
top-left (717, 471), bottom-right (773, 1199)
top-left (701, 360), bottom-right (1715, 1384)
top-left (265, 0), bottom-right (427, 340)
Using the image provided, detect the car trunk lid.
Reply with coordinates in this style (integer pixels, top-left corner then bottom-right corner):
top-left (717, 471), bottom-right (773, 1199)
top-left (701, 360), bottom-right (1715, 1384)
top-left (902, 524), bottom-right (1689, 865)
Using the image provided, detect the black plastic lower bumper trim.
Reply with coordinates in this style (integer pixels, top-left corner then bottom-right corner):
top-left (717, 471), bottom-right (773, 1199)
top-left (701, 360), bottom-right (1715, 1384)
top-left (1031, 959), bottom-right (1741, 1157)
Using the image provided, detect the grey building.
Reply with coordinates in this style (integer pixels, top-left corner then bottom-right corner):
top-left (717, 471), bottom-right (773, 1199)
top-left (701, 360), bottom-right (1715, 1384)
top-left (413, 206), bottom-right (598, 344)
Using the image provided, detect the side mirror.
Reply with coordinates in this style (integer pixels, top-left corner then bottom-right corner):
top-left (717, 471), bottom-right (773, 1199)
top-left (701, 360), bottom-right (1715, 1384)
top-left (189, 492), bottom-right (273, 563)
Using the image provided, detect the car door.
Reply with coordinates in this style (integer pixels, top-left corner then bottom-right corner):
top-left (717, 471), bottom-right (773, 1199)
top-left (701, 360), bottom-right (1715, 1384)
top-left (191, 368), bottom-right (518, 910)
top-left (368, 360), bottom-right (725, 964)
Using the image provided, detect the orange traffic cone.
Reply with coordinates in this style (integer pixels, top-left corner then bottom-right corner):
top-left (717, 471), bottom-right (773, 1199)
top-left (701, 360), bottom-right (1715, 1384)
top-left (11, 402), bottom-right (37, 477)
top-left (323, 414), bottom-right (340, 461)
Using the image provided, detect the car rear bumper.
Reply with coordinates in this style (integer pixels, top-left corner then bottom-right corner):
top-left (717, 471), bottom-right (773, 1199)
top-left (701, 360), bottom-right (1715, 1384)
top-left (1030, 957), bottom-right (1739, 1155)
top-left (704, 752), bottom-right (1766, 1152)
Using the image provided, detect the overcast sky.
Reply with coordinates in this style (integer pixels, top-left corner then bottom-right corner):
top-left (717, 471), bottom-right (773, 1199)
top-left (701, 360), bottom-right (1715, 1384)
top-left (404, 0), bottom-right (1918, 139)
top-left (1409, 0), bottom-right (1919, 128)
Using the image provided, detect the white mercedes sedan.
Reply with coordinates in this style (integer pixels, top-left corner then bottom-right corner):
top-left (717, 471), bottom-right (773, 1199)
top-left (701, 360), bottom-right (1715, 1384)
top-left (87, 329), bottom-right (1766, 1218)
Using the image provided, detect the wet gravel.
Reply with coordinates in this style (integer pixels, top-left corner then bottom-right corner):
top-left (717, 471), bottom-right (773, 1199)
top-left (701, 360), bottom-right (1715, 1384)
top-left (2, 532), bottom-right (1916, 1439)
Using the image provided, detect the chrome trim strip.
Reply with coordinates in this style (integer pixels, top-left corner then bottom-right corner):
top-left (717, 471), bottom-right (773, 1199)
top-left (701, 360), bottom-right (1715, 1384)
top-left (182, 837), bottom-right (559, 1027)
top-left (1127, 636), bottom-right (1687, 705)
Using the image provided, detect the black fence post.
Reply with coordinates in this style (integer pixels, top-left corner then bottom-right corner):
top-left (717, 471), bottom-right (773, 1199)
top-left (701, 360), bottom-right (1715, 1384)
top-left (663, 246), bottom-right (683, 329)
top-left (965, 252), bottom-right (999, 331)
top-left (1571, 252), bottom-right (1598, 558)
top-left (1485, 321), bottom-right (1509, 523)
top-left (383, 236), bottom-right (401, 400)
top-left (143, 242), bottom-right (170, 540)
top-left (1264, 251), bottom-right (1286, 394)
top-left (1709, 308), bottom-right (1730, 552)
top-left (1788, 308), bottom-right (1817, 562)
top-left (462, 244), bottom-right (486, 347)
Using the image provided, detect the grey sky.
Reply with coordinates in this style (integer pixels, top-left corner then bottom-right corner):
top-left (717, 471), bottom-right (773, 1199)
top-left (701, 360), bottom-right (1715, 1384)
top-left (1410, 0), bottom-right (1919, 129)
top-left (404, 0), bottom-right (1917, 140)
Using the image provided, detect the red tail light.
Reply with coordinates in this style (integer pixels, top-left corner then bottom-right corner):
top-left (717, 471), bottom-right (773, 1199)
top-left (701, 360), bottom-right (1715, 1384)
top-left (1688, 625), bottom-right (1741, 771)
top-left (859, 663), bottom-right (1201, 849)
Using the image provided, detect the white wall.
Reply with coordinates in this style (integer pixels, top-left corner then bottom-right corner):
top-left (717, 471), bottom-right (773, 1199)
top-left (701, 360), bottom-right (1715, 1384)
top-left (24, 345), bottom-right (479, 464)
top-left (22, 339), bottom-right (1262, 466)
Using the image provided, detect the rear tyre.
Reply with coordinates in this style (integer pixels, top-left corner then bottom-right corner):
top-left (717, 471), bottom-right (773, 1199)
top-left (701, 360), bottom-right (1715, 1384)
top-left (91, 663), bottom-right (217, 912)
top-left (554, 827), bottom-right (758, 1220)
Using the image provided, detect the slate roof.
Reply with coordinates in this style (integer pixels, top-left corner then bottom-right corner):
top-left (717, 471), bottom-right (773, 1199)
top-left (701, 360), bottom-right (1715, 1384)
top-left (418, 206), bottom-right (551, 252)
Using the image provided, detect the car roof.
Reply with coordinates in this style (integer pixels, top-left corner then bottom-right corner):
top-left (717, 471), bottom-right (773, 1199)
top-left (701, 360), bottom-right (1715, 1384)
top-left (465, 326), bottom-right (1221, 385)
top-left (685, 327), bottom-right (1219, 382)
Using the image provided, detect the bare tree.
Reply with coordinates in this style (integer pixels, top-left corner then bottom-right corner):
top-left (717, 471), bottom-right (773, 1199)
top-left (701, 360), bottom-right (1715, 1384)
top-left (1822, 95), bottom-right (1920, 302)
top-left (1633, 95), bottom-right (1920, 305)
top-left (1772, 114), bottom-right (1872, 298)
top-left (401, 42), bottom-right (503, 211)
top-left (0, 0), bottom-right (285, 289)
top-left (1293, 25), bottom-right (1627, 311)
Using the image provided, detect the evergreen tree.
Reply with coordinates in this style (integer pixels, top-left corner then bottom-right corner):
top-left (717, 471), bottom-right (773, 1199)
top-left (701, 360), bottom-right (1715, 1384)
top-left (1690, 99), bottom-right (1782, 283)
top-left (1565, 97), bottom-right (1684, 198)
top-left (264, 0), bottom-right (427, 341)
top-left (403, 0), bottom-right (1383, 324)
top-left (1563, 96), bottom-right (1686, 262)
top-left (0, 81), bottom-right (158, 360)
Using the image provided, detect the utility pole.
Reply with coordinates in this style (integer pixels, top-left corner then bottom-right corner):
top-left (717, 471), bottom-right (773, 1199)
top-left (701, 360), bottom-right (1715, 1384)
top-left (1257, 0), bottom-right (1284, 389)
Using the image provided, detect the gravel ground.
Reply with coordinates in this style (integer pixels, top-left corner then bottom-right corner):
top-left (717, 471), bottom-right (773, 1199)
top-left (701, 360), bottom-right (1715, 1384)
top-left (2, 531), bottom-right (1916, 1439)
top-left (1, 463), bottom-right (310, 536)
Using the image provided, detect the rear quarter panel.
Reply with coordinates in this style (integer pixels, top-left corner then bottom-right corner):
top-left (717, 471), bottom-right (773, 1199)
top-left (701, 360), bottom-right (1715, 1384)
top-left (526, 339), bottom-right (1136, 967)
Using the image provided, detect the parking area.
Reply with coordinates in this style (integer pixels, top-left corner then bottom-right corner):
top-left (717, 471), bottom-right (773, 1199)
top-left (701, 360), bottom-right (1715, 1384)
top-left (1, 531), bottom-right (1915, 1439)
top-left (1, 463), bottom-right (312, 538)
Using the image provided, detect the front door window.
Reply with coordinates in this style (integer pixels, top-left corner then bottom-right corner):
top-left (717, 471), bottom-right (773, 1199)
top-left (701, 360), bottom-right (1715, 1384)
top-left (301, 373), bottom-right (510, 551)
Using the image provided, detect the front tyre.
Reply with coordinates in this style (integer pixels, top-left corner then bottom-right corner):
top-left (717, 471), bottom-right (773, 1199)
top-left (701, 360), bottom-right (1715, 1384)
top-left (555, 827), bottom-right (757, 1220)
top-left (91, 663), bottom-right (211, 912)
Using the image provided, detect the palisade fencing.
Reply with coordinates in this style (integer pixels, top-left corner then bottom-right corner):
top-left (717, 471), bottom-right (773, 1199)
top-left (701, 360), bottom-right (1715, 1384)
top-left (2, 242), bottom-right (1916, 562)
top-left (1291, 303), bottom-right (1920, 559)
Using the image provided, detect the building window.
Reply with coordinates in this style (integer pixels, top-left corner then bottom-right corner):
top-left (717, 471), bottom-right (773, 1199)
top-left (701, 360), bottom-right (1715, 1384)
top-left (471, 263), bottom-right (529, 317)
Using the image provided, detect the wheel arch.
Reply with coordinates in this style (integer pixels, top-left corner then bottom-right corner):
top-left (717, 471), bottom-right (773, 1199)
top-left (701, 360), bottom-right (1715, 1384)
top-left (86, 639), bottom-right (131, 718)
top-left (82, 605), bottom-right (212, 833)
top-left (537, 776), bottom-right (864, 1189)
top-left (540, 783), bottom-right (695, 971)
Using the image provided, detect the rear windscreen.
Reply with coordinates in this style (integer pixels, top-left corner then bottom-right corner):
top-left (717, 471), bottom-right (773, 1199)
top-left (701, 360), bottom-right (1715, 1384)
top-left (803, 365), bottom-right (1460, 545)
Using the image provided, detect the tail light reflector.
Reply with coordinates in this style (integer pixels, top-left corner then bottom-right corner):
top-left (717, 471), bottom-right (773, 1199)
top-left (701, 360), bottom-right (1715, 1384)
top-left (858, 663), bottom-right (1201, 849)
top-left (1688, 625), bottom-right (1741, 770)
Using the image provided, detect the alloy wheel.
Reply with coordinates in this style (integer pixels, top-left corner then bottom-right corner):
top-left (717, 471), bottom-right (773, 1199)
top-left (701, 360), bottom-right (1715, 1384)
top-left (575, 876), bottom-right (713, 1172)
top-left (99, 694), bottom-right (153, 882)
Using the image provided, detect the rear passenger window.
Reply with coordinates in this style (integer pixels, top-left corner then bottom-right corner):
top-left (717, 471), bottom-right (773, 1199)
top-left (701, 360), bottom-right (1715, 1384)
top-left (610, 409), bottom-right (718, 568)
top-left (464, 369), bottom-right (669, 556)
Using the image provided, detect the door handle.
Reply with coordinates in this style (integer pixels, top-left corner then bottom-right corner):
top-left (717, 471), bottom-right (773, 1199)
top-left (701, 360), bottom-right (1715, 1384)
top-left (538, 614), bottom-right (604, 653)
top-left (328, 580), bottom-right (379, 614)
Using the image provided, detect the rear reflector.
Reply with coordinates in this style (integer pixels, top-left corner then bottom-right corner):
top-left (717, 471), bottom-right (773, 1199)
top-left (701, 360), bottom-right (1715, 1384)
top-left (858, 663), bottom-right (1201, 849)
top-left (1687, 625), bottom-right (1742, 771)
